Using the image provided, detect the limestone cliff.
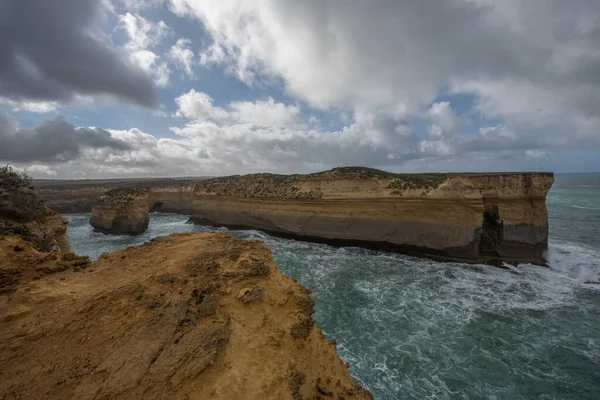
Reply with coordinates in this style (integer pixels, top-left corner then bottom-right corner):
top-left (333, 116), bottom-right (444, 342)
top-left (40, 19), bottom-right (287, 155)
top-left (0, 232), bottom-right (372, 400)
top-left (186, 168), bottom-right (554, 265)
top-left (89, 188), bottom-right (150, 234)
top-left (37, 167), bottom-right (554, 265)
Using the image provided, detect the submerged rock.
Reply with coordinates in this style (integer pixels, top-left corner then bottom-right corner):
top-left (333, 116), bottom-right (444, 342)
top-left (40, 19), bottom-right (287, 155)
top-left (89, 187), bottom-right (150, 235)
top-left (0, 232), bottom-right (372, 400)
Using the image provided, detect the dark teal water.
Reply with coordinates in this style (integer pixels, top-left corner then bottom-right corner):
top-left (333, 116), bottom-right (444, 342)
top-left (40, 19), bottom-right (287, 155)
top-left (64, 174), bottom-right (600, 400)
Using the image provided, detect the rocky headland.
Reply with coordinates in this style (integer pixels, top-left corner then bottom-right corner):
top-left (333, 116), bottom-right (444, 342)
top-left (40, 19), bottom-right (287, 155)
top-left (1, 170), bottom-right (372, 399)
top-left (0, 232), bottom-right (372, 399)
top-left (89, 187), bottom-right (150, 235)
top-left (37, 167), bottom-right (554, 265)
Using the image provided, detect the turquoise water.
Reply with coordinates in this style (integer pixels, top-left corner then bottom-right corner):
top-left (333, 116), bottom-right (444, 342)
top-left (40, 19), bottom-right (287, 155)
top-left (64, 174), bottom-right (600, 400)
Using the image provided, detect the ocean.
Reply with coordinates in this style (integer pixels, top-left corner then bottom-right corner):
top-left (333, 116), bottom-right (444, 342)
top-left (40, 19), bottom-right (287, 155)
top-left (64, 174), bottom-right (600, 400)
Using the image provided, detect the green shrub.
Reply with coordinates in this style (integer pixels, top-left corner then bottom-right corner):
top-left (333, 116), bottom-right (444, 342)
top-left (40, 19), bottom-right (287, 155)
top-left (1, 225), bottom-right (31, 237)
top-left (0, 164), bottom-right (32, 189)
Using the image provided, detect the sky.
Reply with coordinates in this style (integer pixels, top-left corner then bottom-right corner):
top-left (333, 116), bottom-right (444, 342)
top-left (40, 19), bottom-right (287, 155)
top-left (1, 0), bottom-right (599, 179)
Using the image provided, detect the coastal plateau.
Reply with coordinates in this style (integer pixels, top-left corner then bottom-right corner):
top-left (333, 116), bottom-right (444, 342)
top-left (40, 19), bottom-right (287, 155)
top-left (36, 167), bottom-right (554, 265)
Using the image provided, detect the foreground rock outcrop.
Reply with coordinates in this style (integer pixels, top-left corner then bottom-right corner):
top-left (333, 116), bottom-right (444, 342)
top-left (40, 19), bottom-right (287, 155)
top-left (0, 232), bottom-right (372, 400)
top-left (89, 188), bottom-right (150, 234)
top-left (1, 168), bottom-right (71, 255)
top-left (37, 167), bottom-right (554, 265)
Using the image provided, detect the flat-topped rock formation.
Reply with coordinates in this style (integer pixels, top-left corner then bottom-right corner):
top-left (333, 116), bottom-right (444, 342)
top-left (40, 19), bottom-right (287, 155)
top-left (37, 167), bottom-right (554, 265)
top-left (0, 232), bottom-right (372, 400)
top-left (188, 168), bottom-right (554, 265)
top-left (89, 187), bottom-right (150, 234)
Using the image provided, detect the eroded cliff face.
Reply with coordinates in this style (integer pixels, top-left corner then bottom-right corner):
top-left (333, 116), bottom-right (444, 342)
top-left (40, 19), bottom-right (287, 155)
top-left (0, 232), bottom-right (372, 400)
top-left (89, 188), bottom-right (150, 235)
top-left (186, 169), bottom-right (554, 265)
top-left (37, 168), bottom-right (554, 265)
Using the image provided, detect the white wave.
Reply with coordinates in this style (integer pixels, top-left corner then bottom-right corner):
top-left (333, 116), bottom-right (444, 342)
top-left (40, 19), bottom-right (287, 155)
top-left (547, 241), bottom-right (600, 286)
top-left (571, 205), bottom-right (600, 211)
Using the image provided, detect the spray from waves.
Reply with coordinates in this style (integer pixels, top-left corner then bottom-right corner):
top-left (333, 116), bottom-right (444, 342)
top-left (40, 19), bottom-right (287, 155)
top-left (258, 236), bottom-right (600, 399)
top-left (546, 240), bottom-right (600, 285)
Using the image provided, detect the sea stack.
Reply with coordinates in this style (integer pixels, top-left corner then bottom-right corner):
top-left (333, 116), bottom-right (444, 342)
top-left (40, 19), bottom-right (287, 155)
top-left (89, 187), bottom-right (150, 235)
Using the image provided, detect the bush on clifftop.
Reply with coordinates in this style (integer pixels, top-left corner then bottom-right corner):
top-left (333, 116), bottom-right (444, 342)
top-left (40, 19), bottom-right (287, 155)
top-left (0, 165), bottom-right (46, 221)
top-left (0, 165), bottom-right (32, 189)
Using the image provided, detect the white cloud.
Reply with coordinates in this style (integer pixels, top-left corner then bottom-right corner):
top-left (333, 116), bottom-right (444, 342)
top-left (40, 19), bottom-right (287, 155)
top-left (174, 90), bottom-right (300, 127)
top-left (118, 13), bottom-right (172, 87)
top-left (0, 99), bottom-right (58, 113)
top-left (15, 95), bottom-right (552, 179)
top-left (119, 12), bottom-right (169, 51)
top-left (199, 43), bottom-right (226, 67)
top-left (526, 149), bottom-right (550, 158)
top-left (169, 38), bottom-right (196, 79)
top-left (426, 102), bottom-right (460, 139)
top-left (24, 165), bottom-right (58, 177)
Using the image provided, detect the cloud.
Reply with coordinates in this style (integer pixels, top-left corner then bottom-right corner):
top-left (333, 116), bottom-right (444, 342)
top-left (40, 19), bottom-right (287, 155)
top-left (0, 99), bottom-right (58, 113)
top-left (169, 39), bottom-right (197, 79)
top-left (118, 12), bottom-right (172, 87)
top-left (175, 90), bottom-right (300, 127)
top-left (526, 150), bottom-right (550, 159)
top-left (6, 98), bottom-right (560, 179)
top-left (119, 12), bottom-right (170, 51)
top-left (0, 0), bottom-right (157, 108)
top-left (171, 0), bottom-right (600, 144)
top-left (0, 109), bottom-right (131, 163)
top-left (5, 1), bottom-right (600, 177)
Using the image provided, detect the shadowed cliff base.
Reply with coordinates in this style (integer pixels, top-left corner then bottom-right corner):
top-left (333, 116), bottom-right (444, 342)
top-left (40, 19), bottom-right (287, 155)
top-left (187, 216), bottom-right (548, 267)
top-left (36, 167), bottom-right (554, 266)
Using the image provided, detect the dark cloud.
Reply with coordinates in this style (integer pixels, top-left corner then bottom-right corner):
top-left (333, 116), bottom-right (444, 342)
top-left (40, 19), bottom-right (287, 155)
top-left (0, 0), bottom-right (157, 107)
top-left (0, 110), bottom-right (131, 162)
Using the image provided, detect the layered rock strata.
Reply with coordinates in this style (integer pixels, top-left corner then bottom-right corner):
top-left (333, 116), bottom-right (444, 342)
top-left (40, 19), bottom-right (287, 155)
top-left (187, 168), bottom-right (554, 265)
top-left (0, 232), bottom-right (372, 400)
top-left (38, 167), bottom-right (554, 265)
top-left (89, 188), bottom-right (150, 234)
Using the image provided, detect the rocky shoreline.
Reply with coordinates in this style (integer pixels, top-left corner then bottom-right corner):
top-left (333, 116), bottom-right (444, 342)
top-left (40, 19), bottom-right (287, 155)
top-left (1, 169), bottom-right (372, 399)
